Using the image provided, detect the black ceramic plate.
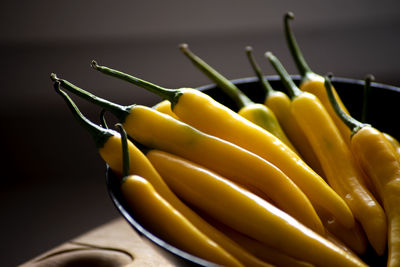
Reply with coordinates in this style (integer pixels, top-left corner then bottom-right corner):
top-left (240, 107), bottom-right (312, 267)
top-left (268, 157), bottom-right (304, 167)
top-left (106, 76), bottom-right (400, 267)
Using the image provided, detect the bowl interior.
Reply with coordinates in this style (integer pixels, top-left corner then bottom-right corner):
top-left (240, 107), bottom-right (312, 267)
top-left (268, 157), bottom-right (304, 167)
top-left (106, 76), bottom-right (399, 266)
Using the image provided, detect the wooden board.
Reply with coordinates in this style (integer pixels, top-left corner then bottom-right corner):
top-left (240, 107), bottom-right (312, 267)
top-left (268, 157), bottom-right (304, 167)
top-left (20, 218), bottom-right (176, 267)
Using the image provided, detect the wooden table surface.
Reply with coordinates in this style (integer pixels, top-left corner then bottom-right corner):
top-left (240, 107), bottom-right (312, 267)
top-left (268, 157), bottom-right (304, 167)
top-left (20, 218), bottom-right (177, 267)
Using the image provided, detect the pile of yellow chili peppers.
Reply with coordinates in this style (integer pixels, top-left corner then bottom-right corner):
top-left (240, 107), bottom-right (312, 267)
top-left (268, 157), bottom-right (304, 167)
top-left (50, 12), bottom-right (400, 267)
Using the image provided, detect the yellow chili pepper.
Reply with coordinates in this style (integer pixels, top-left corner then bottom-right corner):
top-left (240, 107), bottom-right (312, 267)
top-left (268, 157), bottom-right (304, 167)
top-left (266, 52), bottom-right (387, 255)
top-left (384, 132), bottom-right (400, 157)
top-left (316, 207), bottom-right (368, 255)
top-left (115, 124), bottom-right (243, 267)
top-left (209, 220), bottom-right (314, 267)
top-left (179, 43), bottom-right (297, 152)
top-left (326, 76), bottom-right (400, 266)
top-left (358, 76), bottom-right (394, 204)
top-left (153, 100), bottom-right (180, 120)
top-left (122, 175), bottom-right (245, 266)
top-left (50, 75), bottom-right (275, 267)
top-left (283, 11), bottom-right (352, 147)
top-left (246, 45), bottom-right (325, 178)
top-left (90, 60), bottom-right (354, 230)
top-left (146, 149), bottom-right (366, 267)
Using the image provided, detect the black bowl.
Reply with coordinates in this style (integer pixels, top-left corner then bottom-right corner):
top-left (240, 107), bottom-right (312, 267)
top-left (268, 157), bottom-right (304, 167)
top-left (106, 76), bottom-right (400, 267)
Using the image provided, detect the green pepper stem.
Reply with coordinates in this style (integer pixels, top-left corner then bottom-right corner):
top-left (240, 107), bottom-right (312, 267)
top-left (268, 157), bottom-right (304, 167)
top-left (265, 51), bottom-right (302, 99)
top-left (325, 75), bottom-right (368, 135)
top-left (179, 43), bottom-right (253, 109)
top-left (51, 73), bottom-right (131, 123)
top-left (53, 81), bottom-right (114, 148)
top-left (245, 46), bottom-right (276, 100)
top-left (100, 109), bottom-right (109, 129)
top-left (284, 12), bottom-right (313, 80)
top-left (116, 123), bottom-right (130, 179)
top-left (361, 74), bottom-right (375, 123)
top-left (91, 60), bottom-right (183, 107)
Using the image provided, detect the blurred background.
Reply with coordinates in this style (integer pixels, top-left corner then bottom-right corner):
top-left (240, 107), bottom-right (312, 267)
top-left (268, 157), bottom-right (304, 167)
top-left (1, 1), bottom-right (400, 266)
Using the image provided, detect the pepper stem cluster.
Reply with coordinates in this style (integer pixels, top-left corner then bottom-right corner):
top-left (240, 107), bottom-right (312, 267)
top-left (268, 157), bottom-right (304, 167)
top-left (52, 77), bottom-right (114, 148)
top-left (245, 46), bottom-right (276, 100)
top-left (51, 73), bottom-right (132, 123)
top-left (179, 43), bottom-right (253, 109)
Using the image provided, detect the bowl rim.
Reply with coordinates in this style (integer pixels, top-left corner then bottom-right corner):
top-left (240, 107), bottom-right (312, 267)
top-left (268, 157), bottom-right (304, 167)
top-left (197, 75), bottom-right (400, 93)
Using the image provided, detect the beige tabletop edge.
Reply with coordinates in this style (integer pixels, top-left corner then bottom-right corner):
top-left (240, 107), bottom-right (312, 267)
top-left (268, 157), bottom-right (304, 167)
top-left (19, 218), bottom-right (176, 267)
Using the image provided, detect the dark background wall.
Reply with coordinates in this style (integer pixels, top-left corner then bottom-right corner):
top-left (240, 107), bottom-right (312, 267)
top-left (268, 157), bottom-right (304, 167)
top-left (1, 1), bottom-right (400, 266)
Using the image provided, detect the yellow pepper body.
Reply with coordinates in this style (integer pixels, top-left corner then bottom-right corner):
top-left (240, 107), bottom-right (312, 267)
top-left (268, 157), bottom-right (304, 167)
top-left (153, 100), bottom-right (180, 120)
top-left (238, 103), bottom-right (298, 152)
top-left (384, 132), bottom-right (400, 158)
top-left (291, 92), bottom-right (387, 255)
top-left (171, 88), bottom-right (353, 229)
top-left (302, 77), bottom-right (381, 205)
top-left (351, 127), bottom-right (400, 266)
top-left (214, 223), bottom-right (314, 267)
top-left (300, 75), bottom-right (352, 147)
top-left (121, 175), bottom-right (243, 267)
top-left (124, 105), bottom-right (324, 235)
top-left (300, 78), bottom-right (386, 204)
top-left (146, 150), bottom-right (366, 267)
top-left (316, 207), bottom-right (367, 255)
top-left (99, 135), bottom-right (159, 178)
top-left (265, 89), bottom-right (325, 177)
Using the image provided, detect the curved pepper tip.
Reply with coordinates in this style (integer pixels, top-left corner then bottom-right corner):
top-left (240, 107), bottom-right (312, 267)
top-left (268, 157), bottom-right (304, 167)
top-left (365, 73), bottom-right (375, 83)
top-left (179, 43), bottom-right (189, 52)
top-left (264, 51), bottom-right (273, 60)
top-left (91, 59), bottom-right (99, 70)
top-left (285, 11), bottom-right (295, 21)
top-left (326, 72), bottom-right (334, 79)
top-left (50, 73), bottom-right (59, 82)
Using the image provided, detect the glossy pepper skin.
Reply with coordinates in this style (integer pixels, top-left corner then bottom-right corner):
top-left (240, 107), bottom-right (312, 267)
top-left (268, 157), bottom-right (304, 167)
top-left (246, 46), bottom-right (325, 177)
top-left (122, 175), bottom-right (245, 267)
top-left (113, 124), bottom-right (243, 267)
top-left (283, 12), bottom-right (352, 147)
top-left (153, 100), bottom-right (180, 120)
top-left (326, 76), bottom-right (400, 267)
top-left (179, 43), bottom-right (297, 152)
top-left (208, 220), bottom-right (314, 267)
top-left (266, 52), bottom-right (387, 255)
top-left (90, 60), bottom-right (354, 231)
top-left (384, 133), bottom-right (400, 158)
top-left (51, 75), bottom-right (275, 267)
top-left (316, 207), bottom-right (367, 255)
top-left (148, 149), bottom-right (310, 267)
top-left (128, 108), bottom-right (323, 234)
top-left (146, 149), bottom-right (367, 267)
